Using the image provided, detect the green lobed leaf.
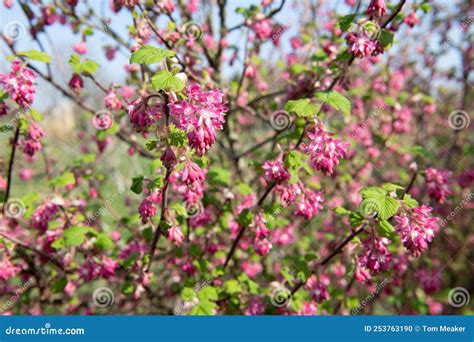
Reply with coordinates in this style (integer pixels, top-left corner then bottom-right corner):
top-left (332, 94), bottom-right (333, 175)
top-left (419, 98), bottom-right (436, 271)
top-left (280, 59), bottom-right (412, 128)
top-left (378, 29), bottom-right (394, 48)
top-left (315, 90), bottom-right (351, 116)
top-left (338, 14), bottom-right (357, 31)
top-left (285, 98), bottom-right (319, 118)
top-left (129, 45), bottom-right (175, 65)
top-left (63, 226), bottom-right (96, 247)
top-left (17, 50), bottom-right (52, 63)
top-left (130, 175), bottom-right (144, 194)
top-left (151, 70), bottom-right (185, 92)
top-left (49, 172), bottom-right (75, 187)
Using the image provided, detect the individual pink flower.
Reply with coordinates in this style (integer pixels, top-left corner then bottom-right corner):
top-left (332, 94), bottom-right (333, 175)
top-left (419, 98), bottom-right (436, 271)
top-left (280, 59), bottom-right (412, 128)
top-left (354, 263), bottom-right (371, 283)
top-left (367, 0), bottom-right (386, 17)
top-left (251, 18), bottom-right (273, 41)
top-left (305, 274), bottom-right (330, 303)
top-left (169, 84), bottom-right (227, 155)
top-left (105, 89), bottom-right (123, 110)
top-left (0, 255), bottom-right (21, 280)
top-left (73, 41), bottom-right (88, 55)
top-left (181, 160), bottom-right (206, 190)
top-left (290, 37), bottom-right (303, 49)
top-left (254, 237), bottom-right (272, 256)
top-left (302, 125), bottom-right (349, 176)
top-left (404, 11), bottom-right (420, 28)
top-left (394, 205), bottom-right (440, 257)
top-left (32, 202), bottom-right (60, 231)
top-left (105, 46), bottom-right (117, 60)
top-left (19, 168), bottom-right (34, 181)
top-left (245, 297), bottom-right (266, 315)
top-left (128, 97), bottom-right (163, 131)
top-left (425, 167), bottom-right (451, 204)
top-left (160, 146), bottom-right (177, 169)
top-left (242, 261), bottom-right (263, 278)
top-left (298, 301), bottom-right (317, 315)
top-left (68, 73), bottom-right (84, 94)
top-left (262, 158), bottom-right (290, 184)
top-left (0, 59), bottom-right (37, 107)
top-left (168, 224), bottom-right (184, 246)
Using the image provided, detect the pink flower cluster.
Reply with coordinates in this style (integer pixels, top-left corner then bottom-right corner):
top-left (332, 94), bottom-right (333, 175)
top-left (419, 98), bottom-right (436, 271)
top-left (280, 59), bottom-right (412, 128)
top-left (79, 256), bottom-right (118, 281)
top-left (32, 201), bottom-right (60, 231)
top-left (251, 18), bottom-right (273, 41)
top-left (139, 191), bottom-right (161, 223)
top-left (252, 214), bottom-right (272, 256)
top-left (275, 182), bottom-right (324, 219)
top-left (0, 60), bottom-right (37, 107)
top-left (262, 158), bottom-right (290, 183)
top-left (0, 255), bottom-right (21, 281)
top-left (169, 84), bottom-right (227, 155)
top-left (425, 167), bottom-right (451, 204)
top-left (22, 122), bottom-right (45, 157)
top-left (394, 205), bottom-right (440, 257)
top-left (128, 97), bottom-right (163, 131)
top-left (304, 274), bottom-right (330, 303)
top-left (302, 125), bottom-right (349, 176)
top-left (345, 32), bottom-right (384, 58)
top-left (358, 236), bottom-right (392, 276)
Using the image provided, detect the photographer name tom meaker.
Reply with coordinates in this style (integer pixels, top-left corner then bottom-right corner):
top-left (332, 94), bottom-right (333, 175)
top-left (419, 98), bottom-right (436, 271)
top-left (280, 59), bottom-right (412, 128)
top-left (422, 325), bottom-right (466, 332)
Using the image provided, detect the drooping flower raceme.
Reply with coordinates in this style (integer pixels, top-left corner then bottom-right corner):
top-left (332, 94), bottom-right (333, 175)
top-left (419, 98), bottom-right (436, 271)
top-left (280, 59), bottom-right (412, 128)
top-left (367, 0), bottom-right (386, 17)
top-left (0, 59), bottom-right (37, 107)
top-left (425, 167), bottom-right (451, 204)
top-left (394, 205), bottom-right (440, 257)
top-left (302, 125), bottom-right (350, 176)
top-left (32, 201), bottom-right (60, 231)
top-left (345, 32), bottom-right (384, 58)
top-left (358, 236), bottom-right (392, 275)
top-left (128, 97), bottom-right (163, 131)
top-left (169, 84), bottom-right (227, 156)
top-left (22, 122), bottom-right (45, 157)
top-left (262, 158), bottom-right (290, 184)
top-left (304, 274), bottom-right (330, 303)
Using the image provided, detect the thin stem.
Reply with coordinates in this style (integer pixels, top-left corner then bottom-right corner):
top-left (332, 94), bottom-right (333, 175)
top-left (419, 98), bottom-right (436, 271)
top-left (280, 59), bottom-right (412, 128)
top-left (2, 121), bottom-right (20, 214)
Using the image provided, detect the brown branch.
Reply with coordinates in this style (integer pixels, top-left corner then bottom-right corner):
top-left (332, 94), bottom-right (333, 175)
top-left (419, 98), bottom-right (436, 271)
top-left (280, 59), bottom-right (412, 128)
top-left (2, 121), bottom-right (20, 214)
top-left (290, 225), bottom-right (366, 295)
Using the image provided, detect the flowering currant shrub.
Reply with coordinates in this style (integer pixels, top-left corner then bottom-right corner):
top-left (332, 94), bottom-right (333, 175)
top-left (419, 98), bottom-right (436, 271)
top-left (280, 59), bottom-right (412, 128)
top-left (0, 0), bottom-right (473, 315)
